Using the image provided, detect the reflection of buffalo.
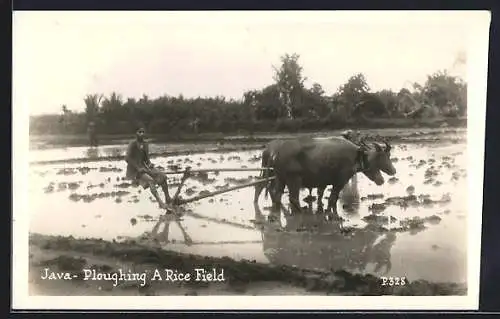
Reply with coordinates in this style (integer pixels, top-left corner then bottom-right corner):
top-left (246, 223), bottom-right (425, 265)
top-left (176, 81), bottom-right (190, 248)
top-left (254, 203), bottom-right (396, 275)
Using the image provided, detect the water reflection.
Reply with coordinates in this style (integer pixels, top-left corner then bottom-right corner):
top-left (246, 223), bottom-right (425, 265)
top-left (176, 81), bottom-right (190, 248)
top-left (339, 175), bottom-right (360, 215)
top-left (145, 212), bottom-right (193, 245)
top-left (253, 203), bottom-right (396, 275)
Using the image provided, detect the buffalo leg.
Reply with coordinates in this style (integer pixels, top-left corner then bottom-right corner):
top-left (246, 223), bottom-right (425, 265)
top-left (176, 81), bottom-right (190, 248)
top-left (270, 178), bottom-right (285, 211)
top-left (316, 186), bottom-right (326, 212)
top-left (327, 190), bottom-right (339, 213)
top-left (287, 176), bottom-right (303, 214)
top-left (254, 152), bottom-right (270, 203)
top-left (327, 179), bottom-right (350, 219)
top-left (253, 180), bottom-right (266, 203)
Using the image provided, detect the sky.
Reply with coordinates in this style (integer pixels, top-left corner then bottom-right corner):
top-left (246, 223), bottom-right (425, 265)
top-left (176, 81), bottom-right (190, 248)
top-left (13, 11), bottom-right (474, 116)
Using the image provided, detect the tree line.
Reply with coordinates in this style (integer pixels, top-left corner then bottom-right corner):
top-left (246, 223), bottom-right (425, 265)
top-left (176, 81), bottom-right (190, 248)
top-left (30, 53), bottom-right (467, 136)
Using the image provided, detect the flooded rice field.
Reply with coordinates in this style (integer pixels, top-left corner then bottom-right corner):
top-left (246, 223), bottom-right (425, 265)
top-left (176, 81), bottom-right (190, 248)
top-left (27, 129), bottom-right (469, 296)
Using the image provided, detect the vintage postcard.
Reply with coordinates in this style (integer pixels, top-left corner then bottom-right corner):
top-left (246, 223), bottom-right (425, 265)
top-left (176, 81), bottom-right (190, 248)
top-left (12, 10), bottom-right (490, 310)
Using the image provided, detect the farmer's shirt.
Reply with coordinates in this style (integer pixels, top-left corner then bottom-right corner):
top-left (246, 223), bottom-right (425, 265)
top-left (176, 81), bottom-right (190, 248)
top-left (125, 140), bottom-right (152, 179)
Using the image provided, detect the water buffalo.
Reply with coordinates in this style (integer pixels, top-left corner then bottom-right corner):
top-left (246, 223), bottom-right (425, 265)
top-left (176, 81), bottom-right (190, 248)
top-left (257, 136), bottom-right (396, 216)
top-left (254, 132), bottom-right (363, 209)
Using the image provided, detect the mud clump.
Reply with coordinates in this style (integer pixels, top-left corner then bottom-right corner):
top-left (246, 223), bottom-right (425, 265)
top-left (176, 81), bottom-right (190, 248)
top-left (191, 172), bottom-right (216, 185)
top-left (56, 168), bottom-right (77, 175)
top-left (384, 192), bottom-right (451, 209)
top-left (44, 183), bottom-right (55, 193)
top-left (137, 214), bottom-right (156, 222)
top-left (168, 164), bottom-right (182, 172)
top-left (362, 214), bottom-right (396, 224)
top-left (248, 155), bottom-right (262, 163)
top-left (227, 155), bottom-right (242, 161)
top-left (69, 191), bottom-right (131, 203)
top-left (366, 194), bottom-right (384, 200)
top-left (387, 177), bottom-right (399, 184)
top-left (57, 182), bottom-right (81, 192)
top-left (214, 184), bottom-right (231, 191)
top-left (424, 178), bottom-right (434, 185)
top-left (368, 203), bottom-right (387, 213)
top-left (424, 215), bottom-right (442, 225)
top-left (451, 172), bottom-right (461, 181)
top-left (438, 193), bottom-right (452, 204)
top-left (425, 167), bottom-right (439, 179)
top-left (416, 160), bottom-right (427, 169)
top-left (115, 182), bottom-right (132, 189)
top-left (406, 185), bottom-right (415, 195)
top-left (185, 187), bottom-right (196, 196)
top-left (399, 217), bottom-right (426, 233)
top-left (99, 166), bottom-right (123, 173)
top-left (385, 195), bottom-right (418, 208)
top-left (77, 167), bottom-right (94, 175)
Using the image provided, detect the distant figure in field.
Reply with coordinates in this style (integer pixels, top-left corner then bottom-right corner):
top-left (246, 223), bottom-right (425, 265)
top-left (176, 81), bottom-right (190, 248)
top-left (341, 129), bottom-right (363, 145)
top-left (339, 129), bottom-right (361, 210)
top-left (87, 121), bottom-right (99, 147)
top-left (125, 125), bottom-right (173, 211)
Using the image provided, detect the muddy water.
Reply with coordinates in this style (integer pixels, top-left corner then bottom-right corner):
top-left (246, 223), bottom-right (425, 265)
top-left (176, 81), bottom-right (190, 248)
top-left (28, 137), bottom-right (467, 285)
top-left (29, 143), bottom-right (202, 163)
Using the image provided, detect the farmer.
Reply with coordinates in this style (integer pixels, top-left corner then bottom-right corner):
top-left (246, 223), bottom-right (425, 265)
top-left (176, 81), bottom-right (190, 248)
top-left (125, 125), bottom-right (173, 211)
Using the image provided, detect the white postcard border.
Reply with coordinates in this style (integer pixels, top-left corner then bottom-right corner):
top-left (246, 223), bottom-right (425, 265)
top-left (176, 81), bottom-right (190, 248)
top-left (12, 10), bottom-right (491, 310)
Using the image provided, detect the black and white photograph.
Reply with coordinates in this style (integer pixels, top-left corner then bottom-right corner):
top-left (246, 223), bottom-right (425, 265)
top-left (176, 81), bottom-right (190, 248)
top-left (12, 11), bottom-right (490, 310)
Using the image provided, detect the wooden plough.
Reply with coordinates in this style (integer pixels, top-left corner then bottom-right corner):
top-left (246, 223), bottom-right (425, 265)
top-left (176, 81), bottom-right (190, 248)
top-left (145, 166), bottom-right (276, 243)
top-left (159, 166), bottom-right (275, 211)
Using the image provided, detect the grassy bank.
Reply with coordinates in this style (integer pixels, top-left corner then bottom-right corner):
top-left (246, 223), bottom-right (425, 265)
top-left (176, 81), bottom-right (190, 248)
top-left (30, 117), bottom-right (466, 149)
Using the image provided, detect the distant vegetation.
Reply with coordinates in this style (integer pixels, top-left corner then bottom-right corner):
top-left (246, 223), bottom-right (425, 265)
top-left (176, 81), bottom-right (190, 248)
top-left (30, 53), bottom-right (467, 136)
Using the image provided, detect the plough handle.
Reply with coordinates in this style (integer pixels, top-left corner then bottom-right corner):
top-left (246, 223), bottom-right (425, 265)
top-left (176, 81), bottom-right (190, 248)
top-left (176, 176), bottom-right (275, 205)
top-left (162, 167), bottom-right (273, 175)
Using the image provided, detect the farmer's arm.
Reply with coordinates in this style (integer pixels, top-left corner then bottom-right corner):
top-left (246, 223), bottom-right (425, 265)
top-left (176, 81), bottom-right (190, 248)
top-left (144, 143), bottom-right (154, 168)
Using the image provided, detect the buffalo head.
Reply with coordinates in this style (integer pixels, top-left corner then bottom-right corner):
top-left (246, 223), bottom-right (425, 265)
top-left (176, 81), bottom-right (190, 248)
top-left (359, 139), bottom-right (397, 185)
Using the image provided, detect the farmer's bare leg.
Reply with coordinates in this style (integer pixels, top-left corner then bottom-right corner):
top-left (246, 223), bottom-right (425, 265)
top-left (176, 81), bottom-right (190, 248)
top-left (149, 168), bottom-right (172, 203)
top-left (139, 174), bottom-right (168, 209)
